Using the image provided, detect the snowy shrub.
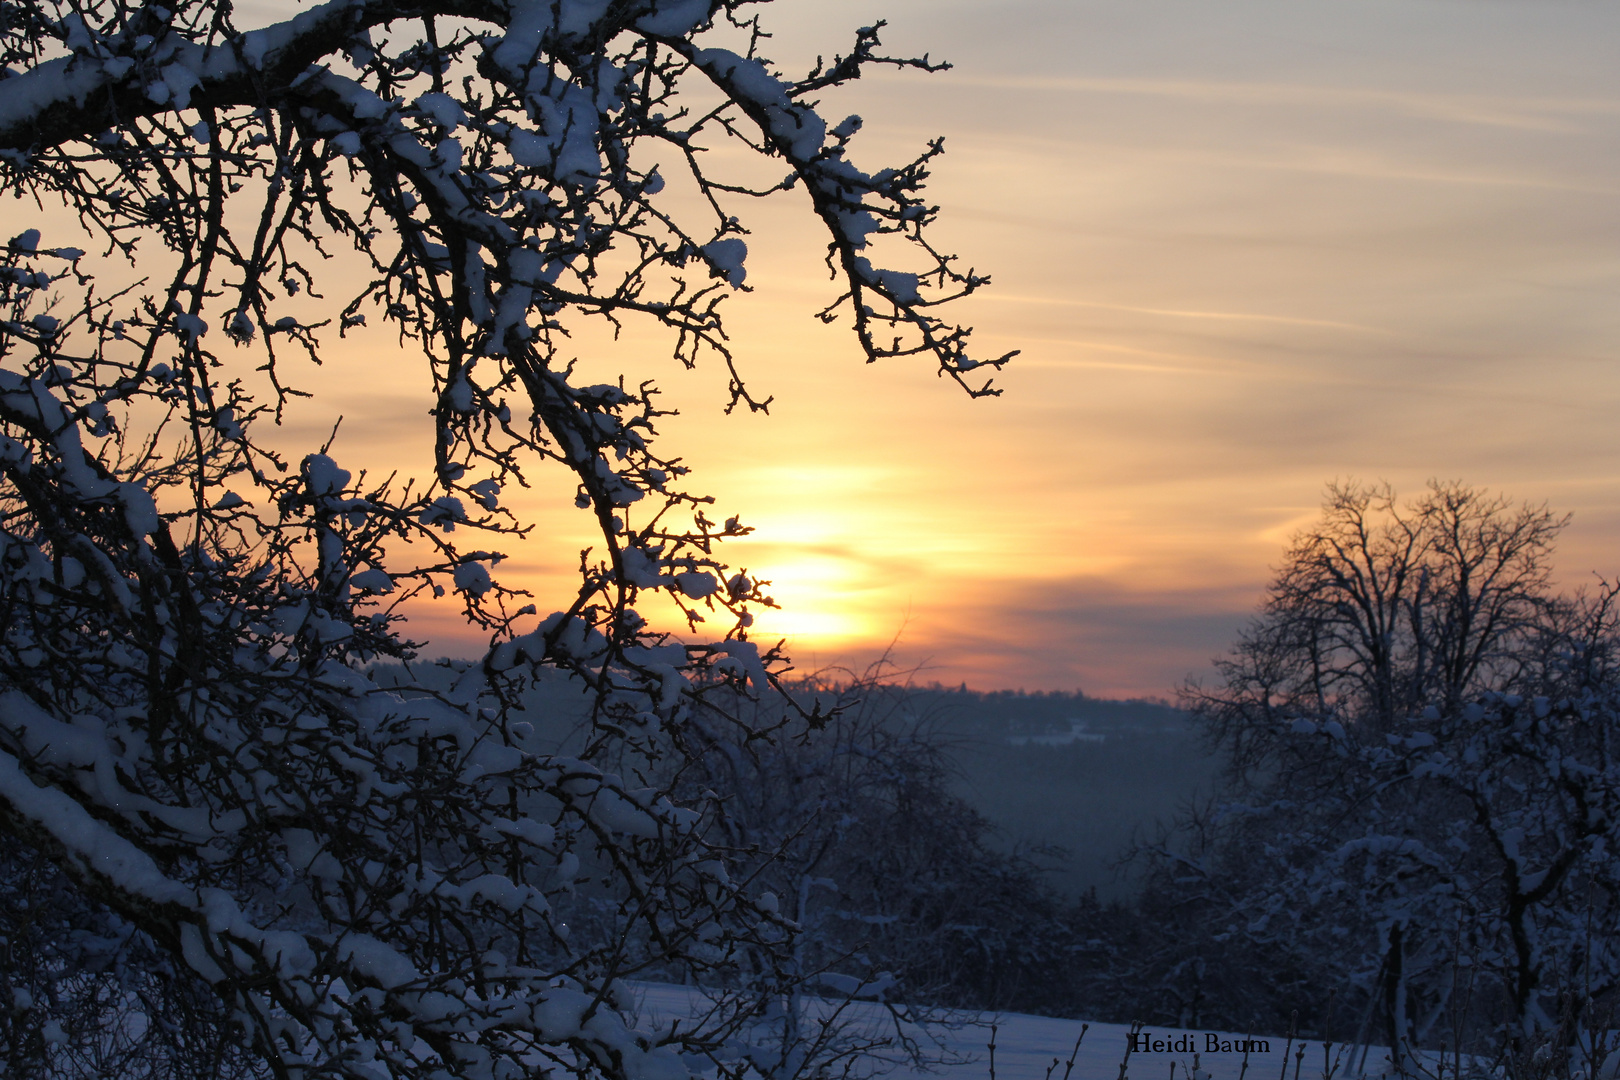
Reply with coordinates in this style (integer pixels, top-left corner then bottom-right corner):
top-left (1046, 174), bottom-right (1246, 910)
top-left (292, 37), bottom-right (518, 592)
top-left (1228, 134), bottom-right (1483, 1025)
top-left (0, 0), bottom-right (1009, 1076)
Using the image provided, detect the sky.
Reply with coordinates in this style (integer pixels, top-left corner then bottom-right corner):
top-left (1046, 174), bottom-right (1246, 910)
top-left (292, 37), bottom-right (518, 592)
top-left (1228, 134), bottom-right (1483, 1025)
top-left (264, 0), bottom-right (1620, 699)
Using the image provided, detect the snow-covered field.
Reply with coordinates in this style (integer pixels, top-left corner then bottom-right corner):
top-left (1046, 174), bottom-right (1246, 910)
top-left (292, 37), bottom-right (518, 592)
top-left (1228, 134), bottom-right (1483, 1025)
top-left (629, 984), bottom-right (1411, 1080)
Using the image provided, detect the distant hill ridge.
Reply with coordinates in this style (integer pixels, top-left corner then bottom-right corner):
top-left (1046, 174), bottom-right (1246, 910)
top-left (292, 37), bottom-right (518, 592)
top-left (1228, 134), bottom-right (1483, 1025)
top-left (778, 680), bottom-right (1189, 739)
top-left (891, 685), bottom-right (1188, 737)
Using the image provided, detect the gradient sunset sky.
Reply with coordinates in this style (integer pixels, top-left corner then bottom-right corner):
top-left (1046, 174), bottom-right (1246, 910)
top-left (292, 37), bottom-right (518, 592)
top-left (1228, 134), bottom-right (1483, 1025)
top-left (270, 0), bottom-right (1620, 699)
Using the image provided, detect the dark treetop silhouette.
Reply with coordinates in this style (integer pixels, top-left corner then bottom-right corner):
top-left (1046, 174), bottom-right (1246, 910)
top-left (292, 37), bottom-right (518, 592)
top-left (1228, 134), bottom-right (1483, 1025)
top-left (0, 0), bottom-right (1011, 1075)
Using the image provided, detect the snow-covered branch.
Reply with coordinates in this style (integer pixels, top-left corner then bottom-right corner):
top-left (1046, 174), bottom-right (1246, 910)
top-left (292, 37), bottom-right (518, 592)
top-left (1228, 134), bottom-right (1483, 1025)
top-left (0, 0), bottom-right (1007, 1073)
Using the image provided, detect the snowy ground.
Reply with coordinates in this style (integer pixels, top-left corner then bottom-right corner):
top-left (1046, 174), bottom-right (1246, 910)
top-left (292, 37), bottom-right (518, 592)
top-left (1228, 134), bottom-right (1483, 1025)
top-left (628, 984), bottom-right (1413, 1080)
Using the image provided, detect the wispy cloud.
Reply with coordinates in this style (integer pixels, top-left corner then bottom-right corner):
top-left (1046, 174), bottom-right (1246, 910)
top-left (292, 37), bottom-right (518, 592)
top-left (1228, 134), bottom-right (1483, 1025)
top-left (927, 73), bottom-right (1620, 134)
top-left (932, 129), bottom-right (1620, 196)
top-left (986, 293), bottom-right (1392, 335)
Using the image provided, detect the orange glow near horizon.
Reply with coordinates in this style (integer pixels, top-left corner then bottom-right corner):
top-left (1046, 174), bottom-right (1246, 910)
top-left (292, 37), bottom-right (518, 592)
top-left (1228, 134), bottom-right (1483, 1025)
top-left (208, 0), bottom-right (1620, 699)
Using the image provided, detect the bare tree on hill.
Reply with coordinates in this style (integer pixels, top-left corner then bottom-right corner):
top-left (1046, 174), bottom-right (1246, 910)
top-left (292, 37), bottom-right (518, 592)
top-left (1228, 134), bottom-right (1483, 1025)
top-left (1130, 481), bottom-right (1620, 1071)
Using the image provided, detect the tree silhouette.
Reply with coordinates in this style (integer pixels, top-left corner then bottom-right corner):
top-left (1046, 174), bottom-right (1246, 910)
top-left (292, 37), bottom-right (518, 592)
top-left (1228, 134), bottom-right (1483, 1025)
top-left (1137, 482), bottom-right (1620, 1066)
